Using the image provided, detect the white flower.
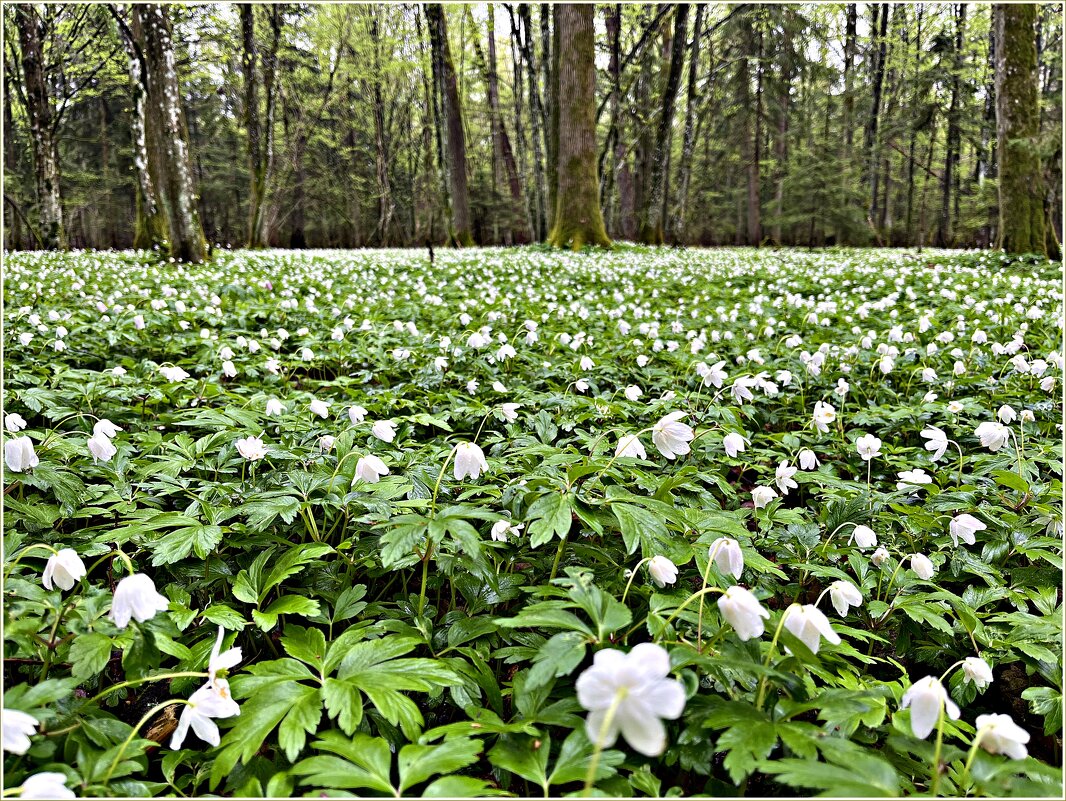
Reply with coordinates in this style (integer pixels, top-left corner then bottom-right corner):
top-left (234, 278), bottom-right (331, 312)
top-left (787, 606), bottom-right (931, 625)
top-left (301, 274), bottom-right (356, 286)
top-left (783, 604), bottom-right (841, 653)
top-left (574, 379), bottom-right (589, 393)
top-left (5, 436), bottom-right (39, 472)
top-left (490, 519), bottom-right (524, 542)
top-left (17, 773), bottom-right (75, 800)
top-left (962, 656), bottom-right (993, 689)
top-left (466, 379), bottom-right (479, 395)
top-left (171, 679), bottom-right (240, 750)
top-left (850, 525), bottom-right (878, 549)
top-left (235, 436), bottom-right (267, 461)
top-left (947, 400), bottom-right (964, 413)
top-left (871, 547), bottom-right (890, 567)
top-left (812, 401), bottom-right (836, 433)
top-left (708, 537), bottom-right (744, 579)
top-left (648, 556), bottom-right (678, 587)
top-left (371, 420), bottom-right (397, 442)
top-left (923, 391), bottom-right (938, 404)
top-left (2, 708), bottom-right (38, 754)
top-left (615, 434), bottom-right (647, 460)
top-left (909, 552), bottom-right (936, 580)
top-left (159, 365), bottom-right (190, 382)
top-left (722, 432), bottom-right (748, 458)
top-left (309, 399), bottom-right (330, 418)
top-left (1020, 409), bottom-right (1035, 423)
top-left (300, 347), bottom-right (314, 362)
top-left (93, 419), bottom-right (122, 439)
top-left (87, 433), bottom-right (117, 463)
top-left (109, 573), bottom-right (170, 628)
top-left (580, 356), bottom-right (595, 371)
top-left (264, 357), bottom-right (281, 374)
top-left (855, 434), bottom-right (882, 461)
top-left (1040, 376), bottom-right (1056, 392)
top-left (319, 435), bottom-right (335, 451)
top-left (354, 454), bottom-right (389, 484)
top-left (575, 643), bottom-right (686, 757)
top-left (900, 676), bottom-right (959, 739)
top-left (701, 360), bottom-right (728, 388)
top-left (921, 427), bottom-right (949, 461)
top-left (798, 448), bottom-right (819, 470)
top-left (221, 360), bottom-right (237, 378)
top-left (974, 421), bottom-right (1009, 452)
top-left (896, 468), bottom-right (932, 491)
top-left (997, 405), bottom-right (1017, 424)
top-left (623, 385), bottom-right (642, 402)
top-left (265, 398), bottom-right (285, 416)
top-left (207, 625), bottom-right (242, 686)
top-left (774, 462), bottom-right (798, 495)
top-left (949, 514), bottom-right (986, 547)
top-left (717, 586), bottom-right (769, 641)
top-left (974, 714), bottom-right (1029, 759)
top-left (499, 403), bottom-right (521, 423)
top-left (751, 485), bottom-right (777, 509)
top-left (828, 581), bottom-right (863, 616)
top-left (348, 405), bottom-right (368, 424)
top-left (652, 412), bottom-right (694, 460)
top-left (5, 413), bottom-right (28, 432)
top-left (43, 548), bottom-right (86, 591)
top-left (731, 377), bottom-right (756, 404)
top-left (454, 442), bottom-right (488, 480)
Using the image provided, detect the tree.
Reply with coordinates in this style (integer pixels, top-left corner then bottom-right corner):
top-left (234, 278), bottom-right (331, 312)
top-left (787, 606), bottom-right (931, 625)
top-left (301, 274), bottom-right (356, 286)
top-left (240, 4), bottom-right (281, 248)
top-left (637, 4), bottom-right (688, 245)
top-left (994, 3), bottom-right (1046, 255)
top-left (548, 4), bottom-right (610, 249)
top-left (425, 4), bottom-right (472, 246)
top-left (131, 3), bottom-right (208, 262)
top-left (14, 5), bottom-right (65, 249)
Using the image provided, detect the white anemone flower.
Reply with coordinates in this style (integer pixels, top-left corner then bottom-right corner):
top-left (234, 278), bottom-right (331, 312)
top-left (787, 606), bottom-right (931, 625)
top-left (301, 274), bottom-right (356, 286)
top-left (575, 643), bottom-right (686, 757)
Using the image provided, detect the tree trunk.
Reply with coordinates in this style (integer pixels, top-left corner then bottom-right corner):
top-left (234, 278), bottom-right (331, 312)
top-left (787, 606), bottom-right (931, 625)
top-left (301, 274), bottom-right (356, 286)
top-left (515, 5), bottom-right (548, 239)
top-left (674, 3), bottom-right (704, 243)
top-left (426, 4), bottom-right (473, 246)
top-left (739, 11), bottom-right (762, 246)
top-left (937, 4), bottom-right (966, 247)
top-left (548, 4), bottom-right (610, 249)
top-left (367, 7), bottom-right (394, 245)
top-left (14, 6), bottom-right (65, 249)
top-left (994, 4), bottom-right (1046, 255)
top-left (843, 4), bottom-right (857, 155)
top-left (637, 4), bottom-right (689, 245)
top-left (865, 4), bottom-right (889, 227)
top-left (132, 4), bottom-right (208, 262)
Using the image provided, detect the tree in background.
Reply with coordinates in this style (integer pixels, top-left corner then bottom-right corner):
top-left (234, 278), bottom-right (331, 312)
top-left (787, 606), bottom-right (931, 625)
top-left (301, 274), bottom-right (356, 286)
top-left (994, 3), bottom-right (1046, 256)
top-left (240, 4), bottom-right (281, 248)
top-left (548, 4), bottom-right (610, 249)
top-left (13, 5), bottom-right (64, 249)
top-left (426, 4), bottom-right (472, 246)
top-left (131, 3), bottom-right (208, 262)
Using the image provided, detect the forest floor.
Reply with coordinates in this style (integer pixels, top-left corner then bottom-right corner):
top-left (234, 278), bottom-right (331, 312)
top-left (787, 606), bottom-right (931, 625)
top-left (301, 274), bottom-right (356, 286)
top-left (2, 246), bottom-right (1062, 798)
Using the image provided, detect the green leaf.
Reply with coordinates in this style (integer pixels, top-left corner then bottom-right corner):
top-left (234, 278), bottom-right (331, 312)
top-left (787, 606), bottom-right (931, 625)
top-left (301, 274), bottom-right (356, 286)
top-left (292, 732), bottom-right (395, 794)
top-left (398, 737), bottom-right (482, 792)
top-left (526, 492), bottom-right (572, 548)
top-left (252, 596), bottom-right (321, 632)
top-left (69, 633), bottom-right (113, 679)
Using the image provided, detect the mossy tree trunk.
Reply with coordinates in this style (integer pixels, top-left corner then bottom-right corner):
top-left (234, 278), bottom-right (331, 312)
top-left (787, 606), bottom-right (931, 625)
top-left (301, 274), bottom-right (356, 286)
top-left (14, 6), bottom-right (65, 250)
top-left (133, 4), bottom-right (208, 262)
top-left (548, 4), bottom-right (611, 250)
top-left (426, 4), bottom-right (473, 247)
top-left (994, 3), bottom-right (1046, 256)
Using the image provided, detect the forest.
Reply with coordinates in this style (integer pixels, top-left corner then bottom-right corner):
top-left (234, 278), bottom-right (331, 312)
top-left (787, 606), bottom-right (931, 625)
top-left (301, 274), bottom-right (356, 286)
top-left (3, 2), bottom-right (1063, 254)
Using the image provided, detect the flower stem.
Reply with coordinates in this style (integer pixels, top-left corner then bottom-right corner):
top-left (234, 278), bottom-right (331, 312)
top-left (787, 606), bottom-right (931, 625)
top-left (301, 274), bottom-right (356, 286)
top-left (548, 536), bottom-right (568, 583)
top-left (582, 688), bottom-right (628, 796)
top-left (620, 558), bottom-right (651, 606)
top-left (103, 699), bottom-right (188, 788)
top-left (930, 700), bottom-right (946, 796)
top-left (755, 604), bottom-right (799, 710)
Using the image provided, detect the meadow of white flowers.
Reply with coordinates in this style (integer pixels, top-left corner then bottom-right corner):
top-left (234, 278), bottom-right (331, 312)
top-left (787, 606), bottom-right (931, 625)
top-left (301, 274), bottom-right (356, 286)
top-left (2, 246), bottom-right (1062, 797)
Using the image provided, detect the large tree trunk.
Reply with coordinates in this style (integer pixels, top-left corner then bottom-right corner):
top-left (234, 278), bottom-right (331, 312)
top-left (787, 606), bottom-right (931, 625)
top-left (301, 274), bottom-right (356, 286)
top-left (739, 11), bottom-right (762, 246)
top-left (132, 4), bottom-right (208, 262)
top-left (239, 5), bottom-right (280, 248)
top-left (994, 4), bottom-right (1046, 255)
top-left (674, 3), bottom-right (704, 243)
top-left (548, 4), bottom-right (610, 249)
top-left (426, 4), bottom-right (473, 246)
top-left (937, 4), bottom-right (966, 247)
top-left (603, 4), bottom-right (635, 240)
top-left (865, 4), bottom-right (889, 228)
top-left (14, 6), bottom-right (65, 249)
top-left (637, 4), bottom-right (689, 245)
top-left (367, 7), bottom-right (394, 245)
top-left (514, 5), bottom-right (548, 239)
top-left (543, 4), bottom-right (557, 233)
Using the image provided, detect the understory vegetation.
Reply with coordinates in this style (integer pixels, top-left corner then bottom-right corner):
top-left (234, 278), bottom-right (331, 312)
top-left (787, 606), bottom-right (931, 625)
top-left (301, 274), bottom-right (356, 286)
top-left (2, 246), bottom-right (1063, 797)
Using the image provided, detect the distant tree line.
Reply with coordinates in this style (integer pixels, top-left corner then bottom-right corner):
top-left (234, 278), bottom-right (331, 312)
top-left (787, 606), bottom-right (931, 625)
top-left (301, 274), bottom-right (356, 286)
top-left (3, 3), bottom-right (1061, 258)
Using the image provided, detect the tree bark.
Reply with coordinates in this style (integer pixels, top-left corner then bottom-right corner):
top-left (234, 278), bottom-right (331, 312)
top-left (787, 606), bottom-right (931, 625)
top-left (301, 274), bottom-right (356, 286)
top-left (132, 4), bottom-right (208, 262)
top-left (548, 4), bottom-right (610, 249)
top-left (937, 4), bottom-right (966, 247)
top-left (739, 10), bottom-right (762, 245)
top-left (865, 4), bottom-right (889, 227)
top-left (674, 3), bottom-right (704, 243)
top-left (603, 4), bottom-right (635, 240)
top-left (426, 4), bottom-right (473, 246)
top-left (515, 4), bottom-right (548, 239)
top-left (14, 5), bottom-right (65, 249)
top-left (637, 4), bottom-right (689, 245)
top-left (994, 4), bottom-right (1046, 255)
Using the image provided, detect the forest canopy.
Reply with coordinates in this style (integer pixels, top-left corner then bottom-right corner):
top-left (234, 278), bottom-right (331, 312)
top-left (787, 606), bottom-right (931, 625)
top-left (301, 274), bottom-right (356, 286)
top-left (3, 2), bottom-right (1063, 252)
